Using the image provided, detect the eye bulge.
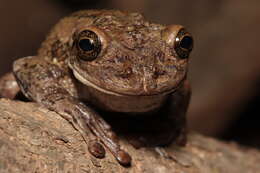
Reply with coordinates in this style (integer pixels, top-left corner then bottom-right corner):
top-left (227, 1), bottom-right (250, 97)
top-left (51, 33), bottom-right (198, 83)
top-left (174, 29), bottom-right (194, 59)
top-left (74, 30), bottom-right (102, 61)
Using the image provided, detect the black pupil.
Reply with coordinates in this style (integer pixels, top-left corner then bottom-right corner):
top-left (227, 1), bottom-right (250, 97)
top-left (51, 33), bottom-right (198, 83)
top-left (180, 36), bottom-right (193, 50)
top-left (79, 39), bottom-right (95, 51)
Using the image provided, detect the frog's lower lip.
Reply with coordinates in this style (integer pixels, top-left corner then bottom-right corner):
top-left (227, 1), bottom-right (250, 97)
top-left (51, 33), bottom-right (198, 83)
top-left (72, 69), bottom-right (179, 97)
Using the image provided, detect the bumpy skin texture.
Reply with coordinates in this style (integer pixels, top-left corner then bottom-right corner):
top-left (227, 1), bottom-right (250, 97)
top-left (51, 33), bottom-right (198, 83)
top-left (0, 10), bottom-right (192, 166)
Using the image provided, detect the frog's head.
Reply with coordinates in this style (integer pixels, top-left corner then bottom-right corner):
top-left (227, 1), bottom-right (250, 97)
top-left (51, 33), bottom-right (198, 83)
top-left (68, 10), bottom-right (193, 97)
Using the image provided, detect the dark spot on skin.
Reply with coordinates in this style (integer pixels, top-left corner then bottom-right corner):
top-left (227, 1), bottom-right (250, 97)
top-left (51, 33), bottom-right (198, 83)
top-left (51, 40), bottom-right (61, 58)
top-left (88, 140), bottom-right (106, 159)
top-left (23, 63), bottom-right (28, 68)
top-left (51, 39), bottom-right (69, 60)
top-left (117, 55), bottom-right (129, 63)
top-left (157, 51), bottom-right (165, 62)
top-left (153, 67), bottom-right (166, 79)
top-left (29, 64), bottom-right (37, 69)
top-left (93, 17), bottom-right (110, 25)
top-left (118, 67), bottom-right (133, 78)
top-left (46, 70), bottom-right (54, 79)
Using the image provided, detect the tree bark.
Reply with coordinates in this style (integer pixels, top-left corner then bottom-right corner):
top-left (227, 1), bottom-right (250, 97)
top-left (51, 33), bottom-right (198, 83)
top-left (0, 98), bottom-right (259, 173)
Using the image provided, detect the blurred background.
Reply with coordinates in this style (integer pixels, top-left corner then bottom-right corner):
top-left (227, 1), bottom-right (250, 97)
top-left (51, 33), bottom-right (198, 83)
top-left (0, 0), bottom-right (260, 148)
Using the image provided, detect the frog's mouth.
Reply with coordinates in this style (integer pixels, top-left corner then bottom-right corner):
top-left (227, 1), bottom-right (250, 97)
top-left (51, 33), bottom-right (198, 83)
top-left (73, 68), bottom-right (124, 96)
top-left (72, 67), bottom-right (182, 97)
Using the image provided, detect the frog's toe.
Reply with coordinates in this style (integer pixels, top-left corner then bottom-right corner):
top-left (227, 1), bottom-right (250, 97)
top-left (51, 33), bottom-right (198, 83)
top-left (88, 139), bottom-right (106, 159)
top-left (115, 150), bottom-right (131, 166)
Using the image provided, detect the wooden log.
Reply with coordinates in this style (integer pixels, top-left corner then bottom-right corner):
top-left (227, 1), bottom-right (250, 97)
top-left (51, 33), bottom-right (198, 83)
top-left (0, 98), bottom-right (259, 173)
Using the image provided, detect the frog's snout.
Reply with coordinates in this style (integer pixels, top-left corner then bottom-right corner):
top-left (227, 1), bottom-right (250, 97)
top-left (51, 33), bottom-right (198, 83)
top-left (140, 65), bottom-right (178, 95)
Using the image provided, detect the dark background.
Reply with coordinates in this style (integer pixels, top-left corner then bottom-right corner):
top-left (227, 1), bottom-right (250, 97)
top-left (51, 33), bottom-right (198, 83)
top-left (1, 0), bottom-right (260, 148)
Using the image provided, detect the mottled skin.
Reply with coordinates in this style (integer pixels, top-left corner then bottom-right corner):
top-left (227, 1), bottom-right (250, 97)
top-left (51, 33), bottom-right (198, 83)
top-left (0, 10), bottom-right (192, 166)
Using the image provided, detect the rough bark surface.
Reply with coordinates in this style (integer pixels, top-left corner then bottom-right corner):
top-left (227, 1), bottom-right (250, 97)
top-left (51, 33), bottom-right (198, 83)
top-left (0, 98), bottom-right (259, 173)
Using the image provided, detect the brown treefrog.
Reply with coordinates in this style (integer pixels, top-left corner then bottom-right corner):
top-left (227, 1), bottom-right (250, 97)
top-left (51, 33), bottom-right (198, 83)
top-left (0, 10), bottom-right (193, 166)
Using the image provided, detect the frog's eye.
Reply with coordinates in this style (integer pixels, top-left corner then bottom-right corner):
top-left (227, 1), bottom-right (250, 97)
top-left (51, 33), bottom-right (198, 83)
top-left (174, 29), bottom-right (193, 59)
top-left (75, 30), bottom-right (101, 61)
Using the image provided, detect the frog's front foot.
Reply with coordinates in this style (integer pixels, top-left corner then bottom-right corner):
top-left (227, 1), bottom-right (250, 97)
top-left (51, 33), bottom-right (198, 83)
top-left (86, 114), bottom-right (132, 166)
top-left (53, 98), bottom-right (132, 166)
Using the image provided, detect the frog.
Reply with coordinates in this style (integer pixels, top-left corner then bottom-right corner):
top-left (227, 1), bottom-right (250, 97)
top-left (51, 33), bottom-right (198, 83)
top-left (0, 10), bottom-right (193, 166)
